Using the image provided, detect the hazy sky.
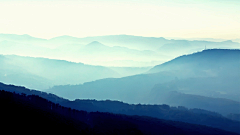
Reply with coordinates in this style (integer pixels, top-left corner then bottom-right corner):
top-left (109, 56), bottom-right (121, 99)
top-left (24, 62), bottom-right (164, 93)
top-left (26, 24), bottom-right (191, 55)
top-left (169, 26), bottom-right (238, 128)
top-left (0, 0), bottom-right (239, 39)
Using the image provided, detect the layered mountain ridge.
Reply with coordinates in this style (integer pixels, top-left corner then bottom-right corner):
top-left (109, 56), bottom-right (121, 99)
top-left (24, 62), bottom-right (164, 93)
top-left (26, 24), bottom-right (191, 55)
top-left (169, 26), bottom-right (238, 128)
top-left (1, 82), bottom-right (240, 134)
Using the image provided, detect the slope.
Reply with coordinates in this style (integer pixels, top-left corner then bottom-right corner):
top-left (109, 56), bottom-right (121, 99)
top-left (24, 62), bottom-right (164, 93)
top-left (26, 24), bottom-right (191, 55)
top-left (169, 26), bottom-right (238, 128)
top-left (0, 54), bottom-right (120, 90)
top-left (1, 83), bottom-right (240, 134)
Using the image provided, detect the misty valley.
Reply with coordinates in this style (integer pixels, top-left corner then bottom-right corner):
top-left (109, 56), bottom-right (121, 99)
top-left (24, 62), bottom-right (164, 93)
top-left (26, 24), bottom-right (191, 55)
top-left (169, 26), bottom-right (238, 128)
top-left (0, 34), bottom-right (240, 135)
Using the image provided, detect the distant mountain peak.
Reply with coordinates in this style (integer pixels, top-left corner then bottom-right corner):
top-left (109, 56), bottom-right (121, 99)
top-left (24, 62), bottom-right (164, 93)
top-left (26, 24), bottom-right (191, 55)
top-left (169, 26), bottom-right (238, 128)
top-left (88, 41), bottom-right (102, 44)
top-left (86, 41), bottom-right (106, 47)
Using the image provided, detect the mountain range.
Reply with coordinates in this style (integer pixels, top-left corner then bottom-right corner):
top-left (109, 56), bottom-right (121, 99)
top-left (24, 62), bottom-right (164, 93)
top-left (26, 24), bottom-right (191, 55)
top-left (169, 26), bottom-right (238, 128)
top-left (1, 34), bottom-right (239, 67)
top-left (1, 82), bottom-right (240, 134)
top-left (1, 33), bottom-right (240, 134)
top-left (0, 54), bottom-right (154, 90)
top-left (0, 55), bottom-right (119, 90)
top-left (47, 49), bottom-right (240, 116)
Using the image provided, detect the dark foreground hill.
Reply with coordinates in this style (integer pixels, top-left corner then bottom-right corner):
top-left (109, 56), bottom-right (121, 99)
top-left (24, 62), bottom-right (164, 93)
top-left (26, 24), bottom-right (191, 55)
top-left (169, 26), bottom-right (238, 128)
top-left (1, 89), bottom-right (239, 135)
top-left (1, 82), bottom-right (240, 134)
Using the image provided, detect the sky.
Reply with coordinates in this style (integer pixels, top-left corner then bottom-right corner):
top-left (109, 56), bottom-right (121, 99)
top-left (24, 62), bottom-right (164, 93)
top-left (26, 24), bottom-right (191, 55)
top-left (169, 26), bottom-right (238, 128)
top-left (0, 0), bottom-right (239, 39)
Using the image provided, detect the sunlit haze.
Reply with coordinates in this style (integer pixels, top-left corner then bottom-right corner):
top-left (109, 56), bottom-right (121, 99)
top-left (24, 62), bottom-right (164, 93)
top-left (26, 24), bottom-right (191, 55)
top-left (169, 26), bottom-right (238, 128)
top-left (0, 0), bottom-right (239, 40)
top-left (1, 1), bottom-right (240, 134)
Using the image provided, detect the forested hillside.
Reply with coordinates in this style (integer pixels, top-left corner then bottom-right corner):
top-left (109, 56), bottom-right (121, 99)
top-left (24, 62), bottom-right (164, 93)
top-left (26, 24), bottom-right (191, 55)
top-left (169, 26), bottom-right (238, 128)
top-left (1, 89), bottom-right (239, 135)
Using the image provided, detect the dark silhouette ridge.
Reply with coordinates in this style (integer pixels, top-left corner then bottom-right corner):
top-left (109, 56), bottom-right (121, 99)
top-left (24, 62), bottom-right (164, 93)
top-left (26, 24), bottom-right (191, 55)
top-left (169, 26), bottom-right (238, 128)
top-left (1, 82), bottom-right (240, 134)
top-left (1, 89), bottom-right (239, 135)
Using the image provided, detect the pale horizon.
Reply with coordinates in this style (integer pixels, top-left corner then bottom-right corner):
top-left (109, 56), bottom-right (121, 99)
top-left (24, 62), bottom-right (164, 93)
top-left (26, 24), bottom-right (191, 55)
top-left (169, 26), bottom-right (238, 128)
top-left (0, 0), bottom-right (239, 40)
top-left (1, 33), bottom-right (239, 42)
